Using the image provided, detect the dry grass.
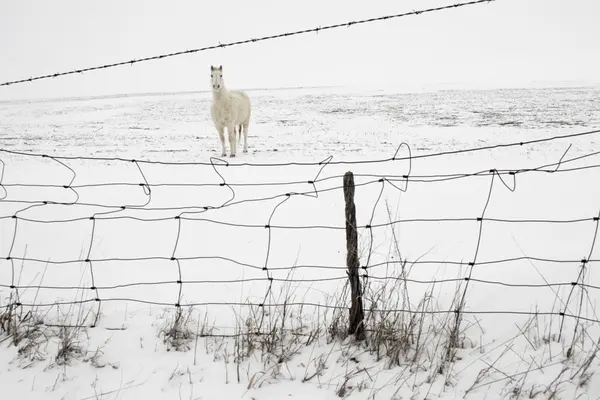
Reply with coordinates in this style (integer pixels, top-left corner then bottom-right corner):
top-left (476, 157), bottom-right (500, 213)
top-left (159, 306), bottom-right (197, 352)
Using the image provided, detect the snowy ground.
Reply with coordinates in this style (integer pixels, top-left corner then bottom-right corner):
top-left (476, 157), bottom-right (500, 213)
top-left (1, 85), bottom-right (600, 399)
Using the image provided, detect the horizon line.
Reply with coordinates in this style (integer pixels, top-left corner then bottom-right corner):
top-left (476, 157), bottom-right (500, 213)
top-left (2, 80), bottom-right (599, 104)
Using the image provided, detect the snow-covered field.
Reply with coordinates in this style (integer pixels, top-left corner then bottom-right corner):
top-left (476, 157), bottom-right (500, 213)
top-left (1, 85), bottom-right (600, 399)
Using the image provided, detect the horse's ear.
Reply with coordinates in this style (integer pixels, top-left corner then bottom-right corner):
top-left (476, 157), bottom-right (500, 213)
top-left (210, 65), bottom-right (214, 71)
top-left (219, 65), bottom-right (223, 70)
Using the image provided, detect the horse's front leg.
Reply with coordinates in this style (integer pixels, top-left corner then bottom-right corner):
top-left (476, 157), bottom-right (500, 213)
top-left (218, 126), bottom-right (226, 157)
top-left (227, 123), bottom-right (236, 157)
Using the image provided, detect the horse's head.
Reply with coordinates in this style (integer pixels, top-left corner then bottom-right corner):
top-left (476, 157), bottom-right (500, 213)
top-left (210, 65), bottom-right (223, 91)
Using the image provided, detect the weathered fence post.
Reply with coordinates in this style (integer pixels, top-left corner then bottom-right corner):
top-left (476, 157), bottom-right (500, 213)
top-left (343, 171), bottom-right (365, 340)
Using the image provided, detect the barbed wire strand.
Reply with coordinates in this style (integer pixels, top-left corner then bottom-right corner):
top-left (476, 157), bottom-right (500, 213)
top-left (0, 0), bottom-right (495, 88)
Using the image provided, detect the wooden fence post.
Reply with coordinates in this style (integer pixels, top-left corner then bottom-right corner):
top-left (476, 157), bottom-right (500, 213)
top-left (343, 171), bottom-right (365, 340)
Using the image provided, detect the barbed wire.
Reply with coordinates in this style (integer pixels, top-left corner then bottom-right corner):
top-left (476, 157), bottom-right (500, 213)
top-left (1, 0), bottom-right (598, 361)
top-left (0, 0), bottom-right (495, 88)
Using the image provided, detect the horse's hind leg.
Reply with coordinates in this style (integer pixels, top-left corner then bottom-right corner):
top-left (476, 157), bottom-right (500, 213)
top-left (242, 121), bottom-right (249, 153)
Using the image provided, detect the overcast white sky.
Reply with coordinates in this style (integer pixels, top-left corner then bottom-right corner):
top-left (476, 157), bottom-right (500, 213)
top-left (1, 0), bottom-right (599, 100)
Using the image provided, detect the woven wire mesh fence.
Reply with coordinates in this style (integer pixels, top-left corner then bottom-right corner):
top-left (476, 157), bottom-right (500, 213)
top-left (1, 129), bottom-right (599, 347)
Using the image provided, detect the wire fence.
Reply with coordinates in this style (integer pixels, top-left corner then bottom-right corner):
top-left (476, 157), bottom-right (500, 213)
top-left (0, 0), bottom-right (494, 88)
top-left (1, 128), bottom-right (599, 340)
top-left (3, 6), bottom-right (600, 398)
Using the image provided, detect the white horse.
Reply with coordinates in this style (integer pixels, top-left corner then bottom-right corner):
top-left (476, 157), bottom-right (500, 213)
top-left (210, 65), bottom-right (251, 157)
